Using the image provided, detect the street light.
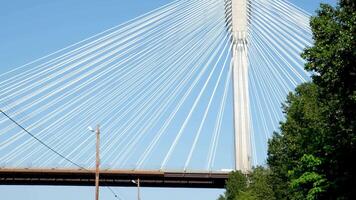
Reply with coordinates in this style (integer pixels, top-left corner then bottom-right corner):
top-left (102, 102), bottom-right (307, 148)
top-left (88, 126), bottom-right (95, 132)
top-left (89, 125), bottom-right (100, 200)
top-left (132, 178), bottom-right (141, 200)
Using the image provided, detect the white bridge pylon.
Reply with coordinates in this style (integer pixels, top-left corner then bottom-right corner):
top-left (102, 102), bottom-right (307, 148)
top-left (229, 0), bottom-right (251, 172)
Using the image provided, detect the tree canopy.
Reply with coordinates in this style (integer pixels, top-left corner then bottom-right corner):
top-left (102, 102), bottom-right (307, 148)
top-left (218, 167), bottom-right (274, 200)
top-left (300, 0), bottom-right (355, 198)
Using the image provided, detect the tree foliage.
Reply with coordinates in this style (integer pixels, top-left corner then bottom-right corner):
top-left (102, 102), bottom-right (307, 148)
top-left (267, 83), bottom-right (328, 199)
top-left (248, 167), bottom-right (275, 200)
top-left (218, 167), bottom-right (275, 200)
top-left (218, 170), bottom-right (247, 200)
top-left (268, 1), bottom-right (355, 199)
top-left (301, 1), bottom-right (356, 198)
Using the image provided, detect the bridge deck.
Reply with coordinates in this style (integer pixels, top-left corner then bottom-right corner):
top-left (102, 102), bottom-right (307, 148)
top-left (0, 168), bottom-right (228, 188)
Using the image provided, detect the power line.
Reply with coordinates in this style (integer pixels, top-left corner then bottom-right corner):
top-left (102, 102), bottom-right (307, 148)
top-left (0, 109), bottom-right (84, 169)
top-left (0, 109), bottom-right (123, 199)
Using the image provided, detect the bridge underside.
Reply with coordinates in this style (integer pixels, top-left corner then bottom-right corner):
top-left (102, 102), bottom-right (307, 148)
top-left (0, 168), bottom-right (228, 188)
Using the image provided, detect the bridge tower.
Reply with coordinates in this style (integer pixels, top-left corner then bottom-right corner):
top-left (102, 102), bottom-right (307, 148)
top-left (226, 0), bottom-right (251, 172)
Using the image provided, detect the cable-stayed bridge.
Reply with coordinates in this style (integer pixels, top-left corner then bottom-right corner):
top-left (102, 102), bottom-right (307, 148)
top-left (0, 0), bottom-right (311, 188)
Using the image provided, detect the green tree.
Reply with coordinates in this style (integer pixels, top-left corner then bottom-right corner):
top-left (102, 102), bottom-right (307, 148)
top-left (268, 1), bottom-right (355, 199)
top-left (224, 171), bottom-right (248, 200)
top-left (289, 154), bottom-right (328, 200)
top-left (218, 167), bottom-right (275, 200)
top-left (267, 132), bottom-right (290, 199)
top-left (248, 167), bottom-right (275, 200)
top-left (267, 83), bottom-right (328, 199)
top-left (301, 0), bottom-right (356, 198)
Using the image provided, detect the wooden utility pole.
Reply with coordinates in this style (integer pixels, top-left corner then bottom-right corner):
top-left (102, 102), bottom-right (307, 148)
top-left (95, 125), bottom-right (100, 200)
top-left (137, 178), bottom-right (141, 200)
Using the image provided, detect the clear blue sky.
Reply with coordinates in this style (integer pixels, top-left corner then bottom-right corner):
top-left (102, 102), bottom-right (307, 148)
top-left (0, 0), bottom-right (336, 199)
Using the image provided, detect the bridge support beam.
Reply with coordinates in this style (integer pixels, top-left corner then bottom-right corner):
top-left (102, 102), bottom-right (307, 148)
top-left (0, 168), bottom-right (228, 188)
top-left (230, 0), bottom-right (251, 172)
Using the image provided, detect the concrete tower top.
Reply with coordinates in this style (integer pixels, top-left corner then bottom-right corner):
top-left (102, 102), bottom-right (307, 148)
top-left (231, 0), bottom-right (248, 40)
